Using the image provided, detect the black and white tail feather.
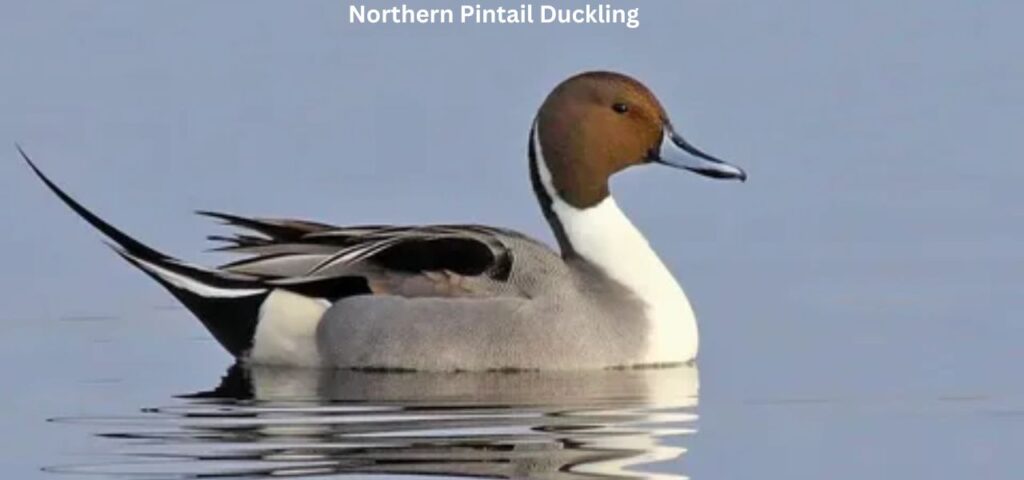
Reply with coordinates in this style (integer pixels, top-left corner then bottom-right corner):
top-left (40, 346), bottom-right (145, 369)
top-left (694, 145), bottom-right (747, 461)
top-left (19, 148), bottom-right (371, 358)
top-left (21, 148), bottom-right (522, 364)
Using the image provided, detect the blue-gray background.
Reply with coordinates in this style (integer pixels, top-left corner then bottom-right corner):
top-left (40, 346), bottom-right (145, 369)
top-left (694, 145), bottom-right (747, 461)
top-left (1, 1), bottom-right (1022, 478)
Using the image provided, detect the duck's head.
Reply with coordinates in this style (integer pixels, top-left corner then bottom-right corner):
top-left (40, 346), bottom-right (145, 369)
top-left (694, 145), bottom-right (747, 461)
top-left (532, 71), bottom-right (746, 209)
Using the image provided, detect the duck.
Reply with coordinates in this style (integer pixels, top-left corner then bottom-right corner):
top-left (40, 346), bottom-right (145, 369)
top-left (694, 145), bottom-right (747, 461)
top-left (23, 71), bottom-right (746, 371)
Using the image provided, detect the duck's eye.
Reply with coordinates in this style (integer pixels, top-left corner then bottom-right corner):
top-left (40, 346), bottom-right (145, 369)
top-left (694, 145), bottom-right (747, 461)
top-left (612, 103), bottom-right (629, 114)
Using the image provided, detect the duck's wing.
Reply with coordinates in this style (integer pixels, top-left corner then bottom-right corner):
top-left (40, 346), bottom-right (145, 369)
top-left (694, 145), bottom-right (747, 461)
top-left (199, 212), bottom-right (542, 298)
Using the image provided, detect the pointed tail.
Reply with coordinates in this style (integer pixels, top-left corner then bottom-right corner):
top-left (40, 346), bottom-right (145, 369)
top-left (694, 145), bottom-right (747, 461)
top-left (19, 147), bottom-right (269, 357)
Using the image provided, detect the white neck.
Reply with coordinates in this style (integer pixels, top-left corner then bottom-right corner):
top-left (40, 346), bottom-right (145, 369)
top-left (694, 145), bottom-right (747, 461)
top-left (532, 127), bottom-right (698, 363)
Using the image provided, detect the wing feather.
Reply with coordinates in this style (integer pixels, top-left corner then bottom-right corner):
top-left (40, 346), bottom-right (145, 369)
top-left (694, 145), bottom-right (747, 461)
top-left (202, 212), bottom-right (523, 297)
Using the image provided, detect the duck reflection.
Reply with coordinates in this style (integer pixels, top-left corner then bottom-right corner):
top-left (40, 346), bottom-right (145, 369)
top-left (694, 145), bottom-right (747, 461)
top-left (80, 365), bottom-right (698, 479)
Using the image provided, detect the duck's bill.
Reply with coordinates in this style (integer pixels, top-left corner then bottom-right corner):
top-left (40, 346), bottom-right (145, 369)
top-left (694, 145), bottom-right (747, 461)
top-left (652, 125), bottom-right (747, 182)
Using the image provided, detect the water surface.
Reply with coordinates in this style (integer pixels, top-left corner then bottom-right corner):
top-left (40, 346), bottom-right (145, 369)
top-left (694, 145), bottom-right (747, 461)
top-left (44, 354), bottom-right (700, 479)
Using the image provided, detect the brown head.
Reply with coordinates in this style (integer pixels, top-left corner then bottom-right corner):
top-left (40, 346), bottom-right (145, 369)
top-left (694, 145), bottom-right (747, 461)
top-left (531, 71), bottom-right (746, 209)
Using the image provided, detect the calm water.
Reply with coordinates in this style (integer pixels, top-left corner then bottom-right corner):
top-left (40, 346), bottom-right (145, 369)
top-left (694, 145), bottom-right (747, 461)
top-left (3, 1), bottom-right (1024, 478)
top-left (46, 364), bottom-right (699, 479)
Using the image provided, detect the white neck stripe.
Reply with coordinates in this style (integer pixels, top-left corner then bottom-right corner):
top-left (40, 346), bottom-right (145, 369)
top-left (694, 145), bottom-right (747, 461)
top-left (531, 123), bottom-right (698, 363)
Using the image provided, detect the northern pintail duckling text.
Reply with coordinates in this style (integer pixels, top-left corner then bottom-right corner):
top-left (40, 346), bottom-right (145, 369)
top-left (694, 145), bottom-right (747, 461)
top-left (349, 3), bottom-right (641, 29)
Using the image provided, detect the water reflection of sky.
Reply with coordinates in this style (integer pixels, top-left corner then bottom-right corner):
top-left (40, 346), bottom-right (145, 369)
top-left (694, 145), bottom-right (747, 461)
top-left (47, 365), bottom-right (699, 479)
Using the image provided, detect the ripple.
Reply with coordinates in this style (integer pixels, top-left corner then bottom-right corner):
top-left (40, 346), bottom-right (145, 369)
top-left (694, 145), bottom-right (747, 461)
top-left (46, 365), bottom-right (699, 479)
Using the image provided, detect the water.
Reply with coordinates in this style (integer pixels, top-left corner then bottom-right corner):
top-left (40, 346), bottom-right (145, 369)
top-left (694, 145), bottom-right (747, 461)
top-left (3, 1), bottom-right (1024, 478)
top-left (46, 365), bottom-right (698, 479)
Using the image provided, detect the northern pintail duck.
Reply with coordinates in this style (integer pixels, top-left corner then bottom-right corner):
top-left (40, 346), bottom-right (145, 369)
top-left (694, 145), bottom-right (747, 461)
top-left (24, 71), bottom-right (745, 371)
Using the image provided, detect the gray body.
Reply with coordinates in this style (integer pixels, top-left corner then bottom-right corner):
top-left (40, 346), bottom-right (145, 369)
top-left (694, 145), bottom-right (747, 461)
top-left (217, 225), bottom-right (651, 370)
top-left (314, 233), bottom-right (649, 371)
